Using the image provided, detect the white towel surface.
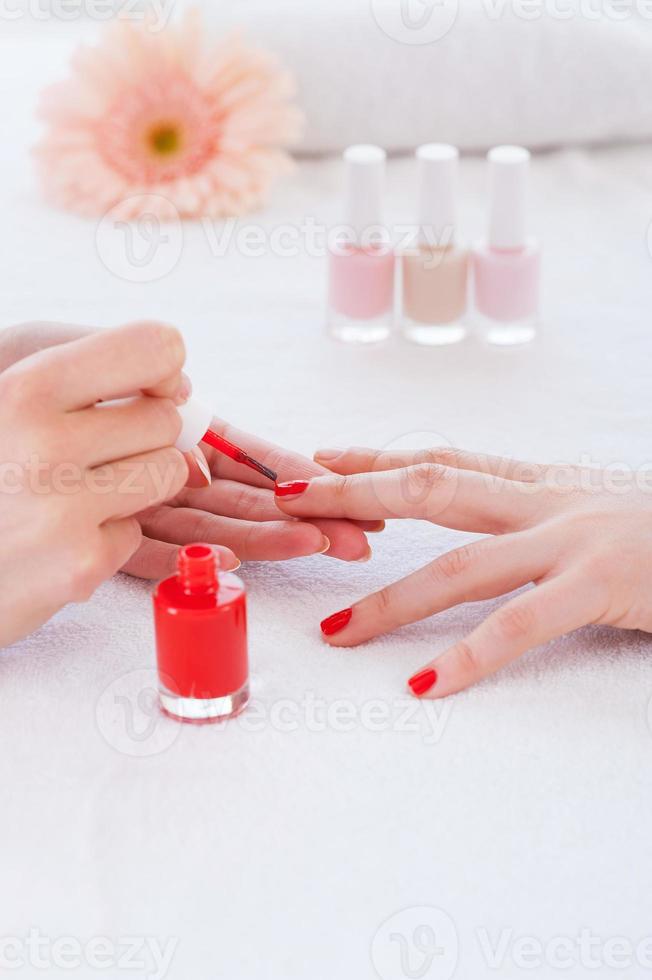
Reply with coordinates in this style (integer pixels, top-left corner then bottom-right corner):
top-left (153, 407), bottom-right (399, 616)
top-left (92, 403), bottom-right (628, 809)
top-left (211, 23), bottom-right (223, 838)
top-left (2, 27), bottom-right (652, 980)
top-left (204, 0), bottom-right (652, 152)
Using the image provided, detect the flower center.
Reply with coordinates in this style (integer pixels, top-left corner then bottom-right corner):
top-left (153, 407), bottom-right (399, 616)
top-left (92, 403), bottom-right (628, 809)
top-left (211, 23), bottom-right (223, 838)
top-left (100, 76), bottom-right (222, 184)
top-left (148, 124), bottom-right (182, 157)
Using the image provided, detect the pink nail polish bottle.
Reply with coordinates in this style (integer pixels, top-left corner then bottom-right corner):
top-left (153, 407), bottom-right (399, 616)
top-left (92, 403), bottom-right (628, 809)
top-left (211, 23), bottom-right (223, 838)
top-left (402, 144), bottom-right (469, 346)
top-left (327, 145), bottom-right (395, 344)
top-left (473, 146), bottom-right (541, 346)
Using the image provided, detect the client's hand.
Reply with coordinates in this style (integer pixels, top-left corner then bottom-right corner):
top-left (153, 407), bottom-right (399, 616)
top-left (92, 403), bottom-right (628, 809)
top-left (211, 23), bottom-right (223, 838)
top-left (124, 421), bottom-right (376, 578)
top-left (275, 447), bottom-right (652, 699)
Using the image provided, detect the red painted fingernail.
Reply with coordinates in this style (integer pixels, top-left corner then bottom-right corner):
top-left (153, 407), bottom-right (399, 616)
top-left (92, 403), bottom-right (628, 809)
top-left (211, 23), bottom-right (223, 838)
top-left (275, 480), bottom-right (310, 497)
top-left (408, 668), bottom-right (437, 697)
top-left (320, 608), bottom-right (353, 636)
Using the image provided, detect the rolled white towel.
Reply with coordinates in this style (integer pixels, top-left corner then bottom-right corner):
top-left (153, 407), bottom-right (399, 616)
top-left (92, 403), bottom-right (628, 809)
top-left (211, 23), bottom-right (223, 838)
top-left (200, 0), bottom-right (652, 153)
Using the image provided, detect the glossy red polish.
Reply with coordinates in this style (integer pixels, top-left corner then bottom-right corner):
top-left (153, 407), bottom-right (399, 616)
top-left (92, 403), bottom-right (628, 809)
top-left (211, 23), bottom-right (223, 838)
top-left (153, 543), bottom-right (249, 723)
top-left (275, 480), bottom-right (310, 497)
top-left (320, 608), bottom-right (353, 636)
top-left (202, 428), bottom-right (277, 483)
top-left (408, 667), bottom-right (437, 697)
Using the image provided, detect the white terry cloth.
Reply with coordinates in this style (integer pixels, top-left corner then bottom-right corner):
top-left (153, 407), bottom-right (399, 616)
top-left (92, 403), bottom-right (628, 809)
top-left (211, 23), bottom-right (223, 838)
top-left (3, 27), bottom-right (652, 980)
top-left (203, 0), bottom-right (652, 153)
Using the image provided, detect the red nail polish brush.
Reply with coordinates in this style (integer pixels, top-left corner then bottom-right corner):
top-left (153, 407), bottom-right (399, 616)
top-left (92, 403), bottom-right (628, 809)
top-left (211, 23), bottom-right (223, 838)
top-left (176, 399), bottom-right (277, 483)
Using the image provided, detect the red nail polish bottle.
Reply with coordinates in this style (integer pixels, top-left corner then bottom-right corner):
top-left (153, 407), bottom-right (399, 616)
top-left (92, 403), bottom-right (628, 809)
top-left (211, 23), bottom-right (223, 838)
top-left (153, 544), bottom-right (249, 723)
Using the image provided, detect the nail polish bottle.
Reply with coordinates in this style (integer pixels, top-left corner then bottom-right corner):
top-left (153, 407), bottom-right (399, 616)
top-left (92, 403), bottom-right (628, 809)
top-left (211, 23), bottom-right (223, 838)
top-left (327, 144), bottom-right (395, 344)
top-left (402, 144), bottom-right (469, 346)
top-left (473, 145), bottom-right (541, 346)
top-left (153, 543), bottom-right (249, 723)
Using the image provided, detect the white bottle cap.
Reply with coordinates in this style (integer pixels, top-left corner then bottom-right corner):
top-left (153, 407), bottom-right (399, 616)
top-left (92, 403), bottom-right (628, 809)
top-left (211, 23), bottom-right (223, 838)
top-left (175, 398), bottom-right (213, 453)
top-left (343, 144), bottom-right (386, 243)
top-left (416, 143), bottom-right (459, 245)
top-left (487, 145), bottom-right (530, 250)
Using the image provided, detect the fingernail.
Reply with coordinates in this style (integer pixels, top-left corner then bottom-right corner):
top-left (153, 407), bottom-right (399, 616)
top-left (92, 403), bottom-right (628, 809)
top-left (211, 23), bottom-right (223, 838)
top-left (226, 557), bottom-right (242, 571)
top-left (318, 536), bottom-right (331, 555)
top-left (192, 448), bottom-right (212, 486)
top-left (368, 521), bottom-right (386, 533)
top-left (355, 547), bottom-right (372, 563)
top-left (175, 374), bottom-right (193, 406)
top-left (408, 668), bottom-right (437, 697)
top-left (275, 480), bottom-right (310, 498)
top-left (320, 608), bottom-right (353, 636)
top-left (314, 448), bottom-right (344, 461)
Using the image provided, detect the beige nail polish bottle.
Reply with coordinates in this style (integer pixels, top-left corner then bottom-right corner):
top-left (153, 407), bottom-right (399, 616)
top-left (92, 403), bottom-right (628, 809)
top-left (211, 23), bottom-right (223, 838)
top-left (402, 144), bottom-right (469, 346)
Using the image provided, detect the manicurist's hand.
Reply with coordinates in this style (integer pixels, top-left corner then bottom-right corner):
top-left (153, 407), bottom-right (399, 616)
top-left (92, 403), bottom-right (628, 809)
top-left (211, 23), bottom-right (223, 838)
top-left (0, 322), bottom-right (197, 646)
top-left (0, 323), bottom-right (373, 583)
top-left (275, 446), bottom-right (652, 699)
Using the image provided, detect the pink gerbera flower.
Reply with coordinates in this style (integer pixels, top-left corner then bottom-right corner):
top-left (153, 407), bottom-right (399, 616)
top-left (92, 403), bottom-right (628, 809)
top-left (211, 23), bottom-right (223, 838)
top-left (35, 9), bottom-right (303, 219)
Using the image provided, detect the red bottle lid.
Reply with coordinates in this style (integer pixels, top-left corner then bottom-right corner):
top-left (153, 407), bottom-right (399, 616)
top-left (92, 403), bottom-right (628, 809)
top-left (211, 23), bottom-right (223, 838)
top-left (153, 544), bottom-right (249, 723)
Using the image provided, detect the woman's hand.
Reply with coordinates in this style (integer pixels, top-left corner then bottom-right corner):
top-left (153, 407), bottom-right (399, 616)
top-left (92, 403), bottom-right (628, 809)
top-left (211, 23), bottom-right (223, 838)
top-left (0, 322), bottom-right (373, 581)
top-left (0, 322), bottom-right (201, 646)
top-left (122, 422), bottom-right (375, 579)
top-left (275, 446), bottom-right (652, 699)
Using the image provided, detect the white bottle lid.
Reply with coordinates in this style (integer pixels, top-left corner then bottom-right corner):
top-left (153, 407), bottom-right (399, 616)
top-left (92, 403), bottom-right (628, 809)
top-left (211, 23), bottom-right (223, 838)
top-left (343, 144), bottom-right (386, 243)
top-left (175, 398), bottom-right (213, 453)
top-left (416, 143), bottom-right (459, 245)
top-left (487, 145), bottom-right (530, 250)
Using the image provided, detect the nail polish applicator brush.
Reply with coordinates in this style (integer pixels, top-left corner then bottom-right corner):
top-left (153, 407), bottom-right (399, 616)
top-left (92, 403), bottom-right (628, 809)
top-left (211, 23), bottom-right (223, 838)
top-left (176, 399), bottom-right (278, 484)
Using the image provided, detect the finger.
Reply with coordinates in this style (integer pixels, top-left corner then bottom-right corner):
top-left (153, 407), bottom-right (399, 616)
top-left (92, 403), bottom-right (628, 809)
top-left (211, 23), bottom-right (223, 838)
top-left (199, 420), bottom-right (379, 534)
top-left (139, 506), bottom-right (332, 562)
top-left (15, 322), bottom-right (186, 410)
top-left (408, 571), bottom-right (597, 700)
top-left (75, 396), bottom-right (182, 467)
top-left (275, 465), bottom-right (540, 534)
top-left (194, 418), bottom-right (378, 554)
top-left (101, 517), bottom-right (143, 576)
top-left (314, 446), bottom-right (545, 483)
top-left (65, 519), bottom-right (143, 603)
top-left (319, 531), bottom-right (550, 646)
top-left (2, 321), bottom-right (97, 365)
top-left (181, 476), bottom-right (382, 530)
top-left (120, 535), bottom-right (239, 580)
top-left (182, 479), bottom-right (292, 522)
top-left (90, 448), bottom-right (189, 521)
top-left (178, 481), bottom-right (373, 561)
top-left (297, 518), bottom-right (372, 561)
top-left (200, 418), bottom-right (329, 489)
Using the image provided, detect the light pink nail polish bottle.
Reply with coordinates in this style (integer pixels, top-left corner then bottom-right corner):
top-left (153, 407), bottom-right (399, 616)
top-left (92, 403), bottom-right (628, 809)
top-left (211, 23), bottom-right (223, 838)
top-left (473, 146), bottom-right (540, 346)
top-left (327, 145), bottom-right (395, 344)
top-left (402, 144), bottom-right (469, 346)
